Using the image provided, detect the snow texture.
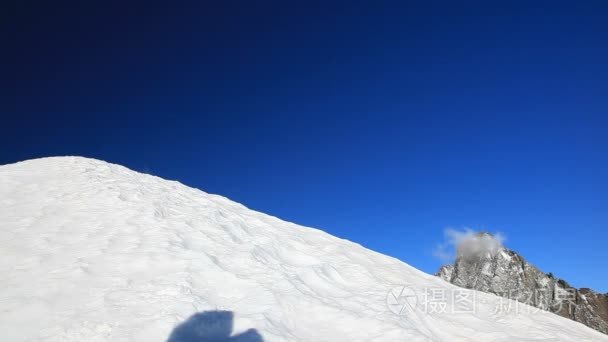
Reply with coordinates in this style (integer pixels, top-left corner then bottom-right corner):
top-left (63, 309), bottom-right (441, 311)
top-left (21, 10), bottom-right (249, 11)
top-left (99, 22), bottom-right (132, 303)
top-left (1, 157), bottom-right (606, 342)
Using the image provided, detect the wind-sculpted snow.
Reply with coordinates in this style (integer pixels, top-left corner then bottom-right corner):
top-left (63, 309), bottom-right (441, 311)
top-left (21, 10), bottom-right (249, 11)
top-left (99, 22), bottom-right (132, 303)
top-left (1, 157), bottom-right (606, 341)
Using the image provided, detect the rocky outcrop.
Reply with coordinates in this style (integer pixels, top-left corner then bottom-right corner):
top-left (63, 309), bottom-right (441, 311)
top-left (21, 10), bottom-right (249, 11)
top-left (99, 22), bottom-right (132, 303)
top-left (437, 233), bottom-right (608, 335)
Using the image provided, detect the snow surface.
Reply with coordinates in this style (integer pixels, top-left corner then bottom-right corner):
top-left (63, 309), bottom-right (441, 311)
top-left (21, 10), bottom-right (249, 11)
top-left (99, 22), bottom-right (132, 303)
top-left (1, 157), bottom-right (606, 342)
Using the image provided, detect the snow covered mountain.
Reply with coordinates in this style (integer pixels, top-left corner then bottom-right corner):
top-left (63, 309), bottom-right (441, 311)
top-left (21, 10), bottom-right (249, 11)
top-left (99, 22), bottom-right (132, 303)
top-left (436, 232), bottom-right (608, 335)
top-left (1, 157), bottom-right (607, 342)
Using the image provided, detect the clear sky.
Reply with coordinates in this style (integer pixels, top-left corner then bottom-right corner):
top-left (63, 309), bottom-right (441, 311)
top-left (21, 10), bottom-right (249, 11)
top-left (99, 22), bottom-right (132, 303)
top-left (5, 1), bottom-right (608, 292)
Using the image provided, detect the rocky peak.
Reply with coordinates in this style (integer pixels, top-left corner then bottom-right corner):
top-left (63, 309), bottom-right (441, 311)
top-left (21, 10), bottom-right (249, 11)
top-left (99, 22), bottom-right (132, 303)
top-left (437, 244), bottom-right (608, 335)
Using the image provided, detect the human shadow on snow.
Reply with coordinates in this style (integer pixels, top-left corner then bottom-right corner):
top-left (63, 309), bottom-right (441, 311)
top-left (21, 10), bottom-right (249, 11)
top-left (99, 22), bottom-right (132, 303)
top-left (167, 310), bottom-right (263, 342)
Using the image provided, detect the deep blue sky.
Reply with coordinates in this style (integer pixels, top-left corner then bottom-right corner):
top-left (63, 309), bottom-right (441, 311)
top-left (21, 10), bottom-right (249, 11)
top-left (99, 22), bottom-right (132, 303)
top-left (5, 1), bottom-right (608, 291)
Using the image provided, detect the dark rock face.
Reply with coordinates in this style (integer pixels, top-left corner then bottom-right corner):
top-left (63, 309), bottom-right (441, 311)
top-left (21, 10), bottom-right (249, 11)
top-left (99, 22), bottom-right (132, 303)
top-left (437, 238), bottom-right (608, 335)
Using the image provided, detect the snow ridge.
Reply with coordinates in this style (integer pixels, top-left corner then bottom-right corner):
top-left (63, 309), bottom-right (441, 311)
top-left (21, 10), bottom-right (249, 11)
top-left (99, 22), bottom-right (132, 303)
top-left (1, 157), bottom-right (606, 341)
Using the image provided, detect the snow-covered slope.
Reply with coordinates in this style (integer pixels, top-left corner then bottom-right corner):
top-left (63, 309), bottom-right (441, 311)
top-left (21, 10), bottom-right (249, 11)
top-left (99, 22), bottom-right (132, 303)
top-left (1, 157), bottom-right (606, 342)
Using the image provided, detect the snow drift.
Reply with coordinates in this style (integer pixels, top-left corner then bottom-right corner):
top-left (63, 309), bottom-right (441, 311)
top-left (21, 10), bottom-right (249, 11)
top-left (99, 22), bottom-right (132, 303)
top-left (1, 157), bottom-right (606, 342)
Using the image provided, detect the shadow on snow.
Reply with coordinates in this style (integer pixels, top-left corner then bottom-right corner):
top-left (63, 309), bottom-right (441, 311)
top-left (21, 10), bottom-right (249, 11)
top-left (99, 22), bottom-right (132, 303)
top-left (167, 310), bottom-right (263, 342)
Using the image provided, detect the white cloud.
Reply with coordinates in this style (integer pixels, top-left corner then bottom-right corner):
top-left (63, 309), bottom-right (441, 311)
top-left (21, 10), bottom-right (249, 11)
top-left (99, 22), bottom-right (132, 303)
top-left (433, 227), bottom-right (506, 263)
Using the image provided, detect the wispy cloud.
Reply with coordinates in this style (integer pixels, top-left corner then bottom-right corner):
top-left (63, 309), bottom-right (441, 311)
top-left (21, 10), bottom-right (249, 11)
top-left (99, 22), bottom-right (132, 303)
top-left (433, 227), bottom-right (506, 263)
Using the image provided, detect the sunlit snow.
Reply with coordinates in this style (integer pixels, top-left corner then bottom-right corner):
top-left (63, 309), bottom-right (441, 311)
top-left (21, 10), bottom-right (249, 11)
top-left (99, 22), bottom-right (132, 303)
top-left (1, 157), bottom-right (606, 341)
